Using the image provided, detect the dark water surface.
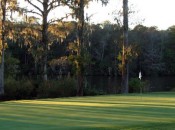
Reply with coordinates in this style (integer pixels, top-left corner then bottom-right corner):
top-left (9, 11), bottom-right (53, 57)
top-left (145, 76), bottom-right (175, 92)
top-left (85, 76), bottom-right (175, 93)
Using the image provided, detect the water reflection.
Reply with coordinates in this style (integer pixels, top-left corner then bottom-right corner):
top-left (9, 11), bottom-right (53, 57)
top-left (145, 76), bottom-right (175, 92)
top-left (86, 76), bottom-right (121, 94)
top-left (86, 76), bottom-right (175, 93)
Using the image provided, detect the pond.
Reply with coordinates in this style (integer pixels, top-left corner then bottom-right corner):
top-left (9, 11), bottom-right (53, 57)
top-left (145, 76), bottom-right (175, 92)
top-left (85, 76), bottom-right (175, 94)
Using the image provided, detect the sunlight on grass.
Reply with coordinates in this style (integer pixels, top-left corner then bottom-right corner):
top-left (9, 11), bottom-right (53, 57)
top-left (14, 100), bottom-right (117, 107)
top-left (11, 99), bottom-right (175, 109)
top-left (0, 92), bottom-right (175, 130)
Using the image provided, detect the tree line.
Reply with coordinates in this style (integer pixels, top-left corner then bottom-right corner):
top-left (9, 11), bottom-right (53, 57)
top-left (1, 0), bottom-right (175, 98)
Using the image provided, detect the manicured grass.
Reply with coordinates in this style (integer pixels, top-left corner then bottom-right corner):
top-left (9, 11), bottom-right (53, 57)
top-left (0, 92), bottom-right (175, 130)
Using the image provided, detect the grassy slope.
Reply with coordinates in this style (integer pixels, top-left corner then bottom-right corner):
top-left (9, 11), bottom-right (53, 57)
top-left (0, 92), bottom-right (175, 130)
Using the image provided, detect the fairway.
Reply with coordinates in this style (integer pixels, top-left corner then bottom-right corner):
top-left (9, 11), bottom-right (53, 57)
top-left (0, 93), bottom-right (175, 130)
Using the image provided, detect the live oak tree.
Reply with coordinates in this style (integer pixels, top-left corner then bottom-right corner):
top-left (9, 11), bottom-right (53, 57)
top-left (24, 0), bottom-right (71, 81)
top-left (20, 18), bottom-right (42, 78)
top-left (0, 0), bottom-right (18, 95)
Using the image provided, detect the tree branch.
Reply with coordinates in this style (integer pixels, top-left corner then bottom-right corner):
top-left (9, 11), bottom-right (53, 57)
top-left (48, 13), bottom-right (72, 24)
top-left (47, 4), bottom-right (60, 14)
top-left (61, 1), bottom-right (75, 10)
top-left (48, 0), bottom-right (59, 7)
top-left (27, 9), bottom-right (42, 17)
top-left (36, 0), bottom-right (43, 4)
top-left (47, 0), bottom-right (65, 13)
top-left (26, 0), bottom-right (43, 14)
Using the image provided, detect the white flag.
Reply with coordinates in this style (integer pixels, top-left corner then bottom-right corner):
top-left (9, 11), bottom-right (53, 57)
top-left (139, 71), bottom-right (142, 80)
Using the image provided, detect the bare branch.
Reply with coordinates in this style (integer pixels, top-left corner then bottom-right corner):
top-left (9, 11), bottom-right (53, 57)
top-left (27, 9), bottom-right (42, 17)
top-left (47, 0), bottom-right (64, 13)
top-left (36, 0), bottom-right (43, 4)
top-left (25, 0), bottom-right (43, 14)
top-left (48, 13), bottom-right (72, 24)
top-left (61, 1), bottom-right (75, 10)
top-left (47, 4), bottom-right (60, 14)
top-left (48, 0), bottom-right (62, 8)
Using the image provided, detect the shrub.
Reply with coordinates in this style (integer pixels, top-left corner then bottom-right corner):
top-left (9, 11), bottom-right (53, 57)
top-left (129, 78), bottom-right (149, 93)
top-left (4, 77), bottom-right (77, 100)
top-left (37, 78), bottom-right (76, 98)
top-left (5, 54), bottom-right (20, 78)
top-left (4, 77), bottom-right (18, 99)
top-left (4, 77), bottom-right (34, 99)
top-left (16, 79), bottom-right (34, 99)
top-left (171, 87), bottom-right (175, 92)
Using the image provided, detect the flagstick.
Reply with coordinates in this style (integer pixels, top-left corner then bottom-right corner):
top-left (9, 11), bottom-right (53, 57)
top-left (139, 71), bottom-right (142, 100)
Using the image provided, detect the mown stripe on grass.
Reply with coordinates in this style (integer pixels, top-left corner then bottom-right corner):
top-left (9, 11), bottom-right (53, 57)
top-left (0, 93), bottom-right (175, 130)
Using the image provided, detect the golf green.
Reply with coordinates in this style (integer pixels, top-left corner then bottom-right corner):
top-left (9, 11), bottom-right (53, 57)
top-left (0, 92), bottom-right (175, 130)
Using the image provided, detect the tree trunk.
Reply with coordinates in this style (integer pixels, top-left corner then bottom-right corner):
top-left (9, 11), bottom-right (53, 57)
top-left (76, 0), bottom-right (85, 96)
top-left (0, 50), bottom-right (5, 96)
top-left (0, 0), bottom-right (7, 95)
top-left (42, 0), bottom-right (48, 81)
top-left (77, 69), bottom-right (84, 96)
top-left (34, 58), bottom-right (38, 79)
top-left (122, 0), bottom-right (129, 93)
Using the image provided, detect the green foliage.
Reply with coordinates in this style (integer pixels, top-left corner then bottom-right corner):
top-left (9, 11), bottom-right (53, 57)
top-left (3, 19), bottom-right (175, 96)
top-left (117, 45), bottom-right (138, 74)
top-left (68, 41), bottom-right (92, 69)
top-left (37, 78), bottom-right (76, 98)
top-left (129, 78), bottom-right (148, 93)
top-left (171, 87), bottom-right (175, 92)
top-left (5, 54), bottom-right (20, 78)
top-left (163, 26), bottom-right (175, 75)
top-left (4, 77), bottom-right (34, 99)
top-left (131, 25), bottom-right (165, 76)
top-left (4, 77), bottom-right (77, 99)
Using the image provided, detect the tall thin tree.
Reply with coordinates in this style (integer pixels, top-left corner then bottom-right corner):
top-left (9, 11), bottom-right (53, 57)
top-left (0, 0), bottom-right (18, 95)
top-left (76, 0), bottom-right (85, 96)
top-left (67, 0), bottom-right (108, 96)
top-left (0, 0), bottom-right (7, 95)
top-left (122, 0), bottom-right (129, 93)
